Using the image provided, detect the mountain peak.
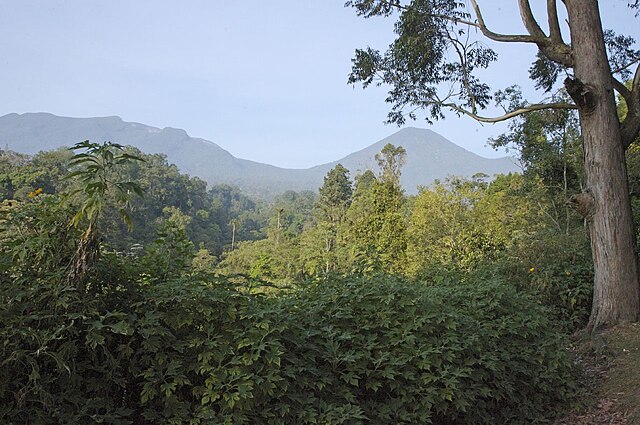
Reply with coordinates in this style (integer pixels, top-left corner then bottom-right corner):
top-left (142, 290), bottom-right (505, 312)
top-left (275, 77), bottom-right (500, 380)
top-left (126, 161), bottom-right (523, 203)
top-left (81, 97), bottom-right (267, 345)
top-left (395, 126), bottom-right (434, 134)
top-left (160, 127), bottom-right (189, 139)
top-left (0, 113), bottom-right (518, 198)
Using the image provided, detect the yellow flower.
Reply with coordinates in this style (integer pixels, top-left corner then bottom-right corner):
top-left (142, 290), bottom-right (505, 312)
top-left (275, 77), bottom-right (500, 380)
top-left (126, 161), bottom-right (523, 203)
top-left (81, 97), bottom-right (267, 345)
top-left (529, 267), bottom-right (535, 273)
top-left (27, 188), bottom-right (43, 198)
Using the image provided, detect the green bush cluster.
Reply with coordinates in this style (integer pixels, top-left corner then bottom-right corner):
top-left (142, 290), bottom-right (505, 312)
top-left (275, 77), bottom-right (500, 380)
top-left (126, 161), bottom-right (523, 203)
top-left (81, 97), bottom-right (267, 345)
top-left (0, 271), bottom-right (284, 424)
top-left (487, 231), bottom-right (594, 331)
top-left (273, 277), bottom-right (577, 424)
top-left (2, 269), bottom-right (577, 424)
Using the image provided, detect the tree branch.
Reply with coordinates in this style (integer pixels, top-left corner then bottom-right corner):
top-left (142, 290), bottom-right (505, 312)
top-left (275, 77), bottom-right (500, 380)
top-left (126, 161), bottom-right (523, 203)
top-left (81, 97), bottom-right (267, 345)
top-left (613, 77), bottom-right (632, 103)
top-left (446, 34), bottom-right (479, 113)
top-left (469, 0), bottom-right (539, 43)
top-left (547, 0), bottom-right (564, 43)
top-left (517, 0), bottom-right (574, 66)
top-left (441, 101), bottom-right (577, 124)
top-left (621, 118), bottom-right (640, 148)
top-left (518, 0), bottom-right (547, 39)
top-left (611, 57), bottom-right (640, 78)
top-left (621, 63), bottom-right (640, 148)
top-left (469, 0), bottom-right (572, 67)
top-left (433, 14), bottom-right (480, 28)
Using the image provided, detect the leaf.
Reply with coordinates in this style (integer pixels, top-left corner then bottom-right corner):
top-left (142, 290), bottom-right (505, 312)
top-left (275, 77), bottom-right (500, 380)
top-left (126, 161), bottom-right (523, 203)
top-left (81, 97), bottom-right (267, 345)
top-left (109, 320), bottom-right (133, 335)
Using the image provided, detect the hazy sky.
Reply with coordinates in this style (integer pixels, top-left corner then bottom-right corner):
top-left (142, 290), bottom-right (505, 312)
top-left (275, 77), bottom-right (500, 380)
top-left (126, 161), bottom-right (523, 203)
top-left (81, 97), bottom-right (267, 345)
top-left (0, 1), bottom-right (637, 168)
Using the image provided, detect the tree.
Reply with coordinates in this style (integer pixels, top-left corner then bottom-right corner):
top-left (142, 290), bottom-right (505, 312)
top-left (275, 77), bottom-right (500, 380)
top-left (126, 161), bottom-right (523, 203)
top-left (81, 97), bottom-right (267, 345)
top-left (347, 0), bottom-right (640, 331)
top-left (375, 143), bottom-right (407, 186)
top-left (66, 141), bottom-right (144, 284)
top-left (345, 154), bottom-right (408, 274)
top-left (407, 175), bottom-right (541, 276)
top-left (0, 148), bottom-right (72, 200)
top-left (490, 89), bottom-right (584, 234)
top-left (318, 164), bottom-right (353, 218)
top-left (141, 206), bottom-right (195, 282)
top-left (315, 164), bottom-right (353, 273)
top-left (267, 190), bottom-right (316, 242)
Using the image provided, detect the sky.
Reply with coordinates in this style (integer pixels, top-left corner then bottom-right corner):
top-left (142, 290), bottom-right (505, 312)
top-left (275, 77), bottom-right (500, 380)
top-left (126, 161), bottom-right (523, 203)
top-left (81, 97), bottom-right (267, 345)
top-left (0, 1), bottom-right (638, 169)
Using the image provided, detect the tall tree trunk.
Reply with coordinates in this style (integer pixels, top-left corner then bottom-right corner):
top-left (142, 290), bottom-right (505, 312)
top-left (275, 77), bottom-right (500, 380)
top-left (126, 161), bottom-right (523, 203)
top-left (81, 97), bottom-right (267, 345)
top-left (565, 0), bottom-right (640, 331)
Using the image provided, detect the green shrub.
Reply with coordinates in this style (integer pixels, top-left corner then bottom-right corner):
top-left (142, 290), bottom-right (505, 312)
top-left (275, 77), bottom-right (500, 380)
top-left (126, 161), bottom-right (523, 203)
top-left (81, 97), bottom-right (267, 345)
top-left (0, 275), bottom-right (286, 424)
top-left (487, 231), bottom-right (593, 331)
top-left (269, 276), bottom-right (577, 424)
top-left (1, 272), bottom-right (578, 424)
top-left (2, 212), bottom-right (577, 425)
top-left (130, 278), bottom-right (287, 424)
top-left (0, 262), bottom-right (137, 423)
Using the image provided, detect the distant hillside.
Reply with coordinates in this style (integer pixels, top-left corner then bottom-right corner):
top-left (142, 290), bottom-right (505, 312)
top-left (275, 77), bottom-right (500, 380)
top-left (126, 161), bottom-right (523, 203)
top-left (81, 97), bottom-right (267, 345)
top-left (0, 113), bottom-right (519, 198)
top-left (309, 127), bottom-right (519, 190)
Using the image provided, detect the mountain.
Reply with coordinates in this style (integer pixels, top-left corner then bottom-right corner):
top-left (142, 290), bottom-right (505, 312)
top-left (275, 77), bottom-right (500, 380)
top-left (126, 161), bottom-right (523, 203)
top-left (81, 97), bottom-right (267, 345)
top-left (309, 127), bottom-right (519, 190)
top-left (0, 113), bottom-right (518, 197)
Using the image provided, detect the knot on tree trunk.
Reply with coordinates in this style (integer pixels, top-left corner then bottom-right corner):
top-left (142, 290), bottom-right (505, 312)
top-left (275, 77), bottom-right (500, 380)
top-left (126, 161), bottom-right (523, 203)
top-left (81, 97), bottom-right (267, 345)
top-left (568, 191), bottom-right (596, 219)
top-left (564, 77), bottom-right (597, 113)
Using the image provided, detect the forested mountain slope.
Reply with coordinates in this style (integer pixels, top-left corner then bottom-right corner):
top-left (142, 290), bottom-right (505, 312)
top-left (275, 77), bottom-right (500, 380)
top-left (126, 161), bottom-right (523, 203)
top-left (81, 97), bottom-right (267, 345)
top-left (0, 113), bottom-right (518, 197)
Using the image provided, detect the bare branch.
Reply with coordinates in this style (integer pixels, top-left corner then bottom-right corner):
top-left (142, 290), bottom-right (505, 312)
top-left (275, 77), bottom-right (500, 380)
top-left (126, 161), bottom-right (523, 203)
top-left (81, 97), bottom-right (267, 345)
top-left (547, 0), bottom-right (564, 43)
top-left (518, 0), bottom-right (547, 39)
top-left (611, 57), bottom-right (640, 76)
top-left (432, 14), bottom-right (480, 28)
top-left (516, 0), bottom-right (574, 66)
top-left (469, 0), bottom-right (539, 43)
top-left (628, 62), bottom-right (640, 117)
top-left (621, 63), bottom-right (640, 148)
top-left (613, 77), bottom-right (632, 102)
top-left (441, 101), bottom-right (577, 123)
top-left (446, 34), bottom-right (478, 113)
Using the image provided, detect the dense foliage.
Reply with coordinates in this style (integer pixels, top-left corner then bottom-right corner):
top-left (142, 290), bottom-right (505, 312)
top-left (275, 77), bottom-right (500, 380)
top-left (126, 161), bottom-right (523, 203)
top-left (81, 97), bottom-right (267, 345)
top-left (271, 277), bottom-right (577, 424)
top-left (346, 0), bottom-right (640, 331)
top-left (4, 0), bottom-right (640, 418)
top-left (2, 128), bottom-right (628, 423)
top-left (1, 212), bottom-right (578, 423)
top-left (0, 146), bottom-right (266, 257)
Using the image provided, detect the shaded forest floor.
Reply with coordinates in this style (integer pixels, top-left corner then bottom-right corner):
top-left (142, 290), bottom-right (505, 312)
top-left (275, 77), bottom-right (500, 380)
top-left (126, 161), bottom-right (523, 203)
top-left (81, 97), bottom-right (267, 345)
top-left (555, 323), bottom-right (640, 425)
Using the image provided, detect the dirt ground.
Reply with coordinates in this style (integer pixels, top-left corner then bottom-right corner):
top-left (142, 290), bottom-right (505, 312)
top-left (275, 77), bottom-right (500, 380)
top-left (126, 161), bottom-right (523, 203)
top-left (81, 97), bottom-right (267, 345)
top-left (554, 323), bottom-right (640, 425)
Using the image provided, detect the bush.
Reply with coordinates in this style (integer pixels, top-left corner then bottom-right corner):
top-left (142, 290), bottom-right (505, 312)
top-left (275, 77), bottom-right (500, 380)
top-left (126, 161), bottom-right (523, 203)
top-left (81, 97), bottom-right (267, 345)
top-left (0, 275), bottom-right (286, 425)
top-left (130, 277), bottom-right (286, 424)
top-left (270, 276), bottom-right (577, 424)
top-left (487, 230), bottom-right (593, 331)
top-left (2, 256), bottom-right (577, 424)
top-left (0, 194), bottom-right (285, 424)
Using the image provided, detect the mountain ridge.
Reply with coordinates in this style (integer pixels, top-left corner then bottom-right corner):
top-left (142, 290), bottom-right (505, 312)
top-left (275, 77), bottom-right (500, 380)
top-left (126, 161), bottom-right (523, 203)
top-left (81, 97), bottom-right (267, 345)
top-left (0, 112), bottom-right (519, 198)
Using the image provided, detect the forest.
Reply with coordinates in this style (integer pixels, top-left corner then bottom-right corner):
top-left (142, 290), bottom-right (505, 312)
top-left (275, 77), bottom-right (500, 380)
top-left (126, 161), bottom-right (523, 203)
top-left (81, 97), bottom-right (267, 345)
top-left (3, 0), bottom-right (640, 423)
top-left (1, 98), bottom-right (638, 423)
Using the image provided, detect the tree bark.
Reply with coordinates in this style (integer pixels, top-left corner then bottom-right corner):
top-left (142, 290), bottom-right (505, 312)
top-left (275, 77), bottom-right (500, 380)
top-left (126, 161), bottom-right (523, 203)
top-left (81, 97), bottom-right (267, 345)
top-left (565, 0), bottom-right (640, 331)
